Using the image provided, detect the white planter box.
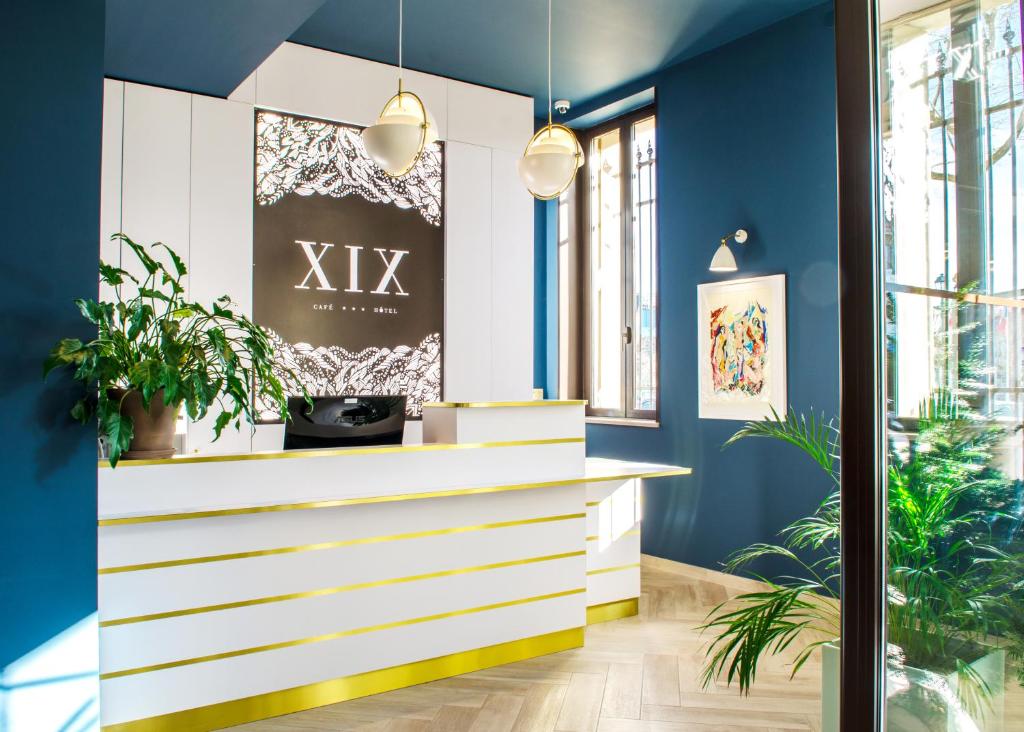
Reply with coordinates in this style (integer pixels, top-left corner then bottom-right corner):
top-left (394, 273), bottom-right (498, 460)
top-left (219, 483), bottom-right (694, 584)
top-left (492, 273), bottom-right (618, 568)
top-left (821, 640), bottom-right (1005, 732)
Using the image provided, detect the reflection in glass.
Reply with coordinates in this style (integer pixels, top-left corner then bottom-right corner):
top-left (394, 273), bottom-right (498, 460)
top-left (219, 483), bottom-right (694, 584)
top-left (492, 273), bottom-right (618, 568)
top-left (882, 0), bottom-right (1024, 728)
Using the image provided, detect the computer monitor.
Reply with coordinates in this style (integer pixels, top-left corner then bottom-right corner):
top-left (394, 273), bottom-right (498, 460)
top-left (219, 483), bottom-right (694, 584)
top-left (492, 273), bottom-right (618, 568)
top-left (283, 395), bottom-right (407, 450)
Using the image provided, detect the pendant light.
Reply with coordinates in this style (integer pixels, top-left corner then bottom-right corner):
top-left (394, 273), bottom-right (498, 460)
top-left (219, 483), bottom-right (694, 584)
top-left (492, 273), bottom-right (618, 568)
top-left (517, 0), bottom-right (584, 200)
top-left (362, 0), bottom-right (438, 177)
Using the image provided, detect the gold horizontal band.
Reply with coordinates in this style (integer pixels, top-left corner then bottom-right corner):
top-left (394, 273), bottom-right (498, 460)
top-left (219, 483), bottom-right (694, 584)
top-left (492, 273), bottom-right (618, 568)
top-left (422, 400), bottom-right (587, 408)
top-left (585, 529), bottom-right (641, 542)
top-left (99, 626), bottom-right (584, 732)
top-left (100, 587), bottom-right (585, 680)
top-left (99, 513), bottom-right (585, 573)
top-left (586, 563), bottom-right (641, 576)
top-left (586, 597), bottom-right (640, 625)
top-left (99, 436), bottom-right (585, 469)
top-left (99, 468), bottom-right (690, 526)
top-left (888, 281), bottom-right (1024, 310)
top-left (100, 550), bottom-right (586, 626)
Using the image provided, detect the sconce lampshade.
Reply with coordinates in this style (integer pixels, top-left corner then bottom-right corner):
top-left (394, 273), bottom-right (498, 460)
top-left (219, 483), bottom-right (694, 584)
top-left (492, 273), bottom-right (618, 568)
top-left (362, 89), bottom-right (438, 177)
top-left (709, 242), bottom-right (738, 273)
top-left (517, 124), bottom-right (584, 200)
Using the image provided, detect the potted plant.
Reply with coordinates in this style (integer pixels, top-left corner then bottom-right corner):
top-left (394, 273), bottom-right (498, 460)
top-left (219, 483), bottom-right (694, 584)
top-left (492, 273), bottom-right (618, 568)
top-left (698, 403), bottom-right (1023, 731)
top-left (45, 233), bottom-right (302, 466)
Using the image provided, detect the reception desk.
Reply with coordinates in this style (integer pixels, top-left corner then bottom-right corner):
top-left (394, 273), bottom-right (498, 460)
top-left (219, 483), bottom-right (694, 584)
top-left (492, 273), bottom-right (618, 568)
top-left (97, 402), bottom-right (689, 731)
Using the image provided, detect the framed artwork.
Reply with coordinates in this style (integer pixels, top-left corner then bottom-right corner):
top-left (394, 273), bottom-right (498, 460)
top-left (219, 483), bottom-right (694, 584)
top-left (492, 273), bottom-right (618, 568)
top-left (252, 110), bottom-right (444, 421)
top-left (697, 274), bottom-right (787, 421)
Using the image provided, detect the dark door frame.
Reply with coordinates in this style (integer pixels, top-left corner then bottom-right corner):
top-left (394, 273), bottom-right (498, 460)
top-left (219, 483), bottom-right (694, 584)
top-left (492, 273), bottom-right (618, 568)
top-left (834, 1), bottom-right (1024, 727)
top-left (833, 0), bottom-right (886, 730)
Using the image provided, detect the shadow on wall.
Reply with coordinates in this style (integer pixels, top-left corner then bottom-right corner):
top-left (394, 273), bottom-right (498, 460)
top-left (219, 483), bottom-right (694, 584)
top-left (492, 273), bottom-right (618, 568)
top-left (0, 613), bottom-right (99, 732)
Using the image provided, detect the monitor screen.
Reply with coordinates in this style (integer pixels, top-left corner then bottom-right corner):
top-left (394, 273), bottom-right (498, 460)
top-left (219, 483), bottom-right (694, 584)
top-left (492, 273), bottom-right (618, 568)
top-left (283, 395), bottom-right (407, 450)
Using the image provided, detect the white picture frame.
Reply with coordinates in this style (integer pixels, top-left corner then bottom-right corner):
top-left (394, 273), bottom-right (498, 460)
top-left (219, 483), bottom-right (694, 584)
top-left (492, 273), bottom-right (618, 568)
top-left (697, 274), bottom-right (787, 421)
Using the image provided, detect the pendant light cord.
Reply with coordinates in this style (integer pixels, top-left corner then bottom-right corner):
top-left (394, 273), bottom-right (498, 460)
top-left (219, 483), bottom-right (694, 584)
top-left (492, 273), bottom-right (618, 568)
top-left (398, 0), bottom-right (404, 92)
top-left (547, 0), bottom-right (553, 128)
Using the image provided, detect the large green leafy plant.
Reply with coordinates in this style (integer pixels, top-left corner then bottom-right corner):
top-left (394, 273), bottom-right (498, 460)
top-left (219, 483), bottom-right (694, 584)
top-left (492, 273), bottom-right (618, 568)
top-left (699, 401), bottom-right (1024, 705)
top-left (45, 234), bottom-right (299, 466)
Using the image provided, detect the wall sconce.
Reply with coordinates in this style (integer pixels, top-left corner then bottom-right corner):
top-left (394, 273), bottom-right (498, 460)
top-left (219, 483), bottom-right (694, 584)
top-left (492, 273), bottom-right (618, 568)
top-left (708, 229), bottom-right (748, 272)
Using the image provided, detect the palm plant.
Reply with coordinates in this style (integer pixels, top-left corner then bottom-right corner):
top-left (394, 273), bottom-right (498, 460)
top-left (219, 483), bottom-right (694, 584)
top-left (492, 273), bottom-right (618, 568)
top-left (699, 403), bottom-right (1024, 704)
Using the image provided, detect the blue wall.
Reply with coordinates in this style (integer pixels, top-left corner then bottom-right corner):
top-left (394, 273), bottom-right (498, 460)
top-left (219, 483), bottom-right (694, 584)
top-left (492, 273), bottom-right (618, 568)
top-left (539, 4), bottom-right (839, 578)
top-left (0, 0), bottom-right (104, 691)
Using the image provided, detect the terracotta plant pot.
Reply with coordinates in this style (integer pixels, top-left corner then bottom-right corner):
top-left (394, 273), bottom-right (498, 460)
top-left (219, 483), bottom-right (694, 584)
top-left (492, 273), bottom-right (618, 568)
top-left (108, 387), bottom-right (180, 460)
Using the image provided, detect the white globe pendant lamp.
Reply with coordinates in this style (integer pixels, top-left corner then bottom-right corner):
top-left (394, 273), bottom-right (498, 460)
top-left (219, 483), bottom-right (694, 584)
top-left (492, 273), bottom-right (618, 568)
top-left (362, 0), bottom-right (437, 177)
top-left (518, 0), bottom-right (584, 200)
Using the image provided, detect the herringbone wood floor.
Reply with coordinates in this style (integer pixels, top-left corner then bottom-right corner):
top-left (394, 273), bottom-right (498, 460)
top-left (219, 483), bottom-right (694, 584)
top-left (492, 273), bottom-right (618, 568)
top-left (235, 556), bottom-right (825, 731)
top-left (236, 555), bottom-right (1024, 731)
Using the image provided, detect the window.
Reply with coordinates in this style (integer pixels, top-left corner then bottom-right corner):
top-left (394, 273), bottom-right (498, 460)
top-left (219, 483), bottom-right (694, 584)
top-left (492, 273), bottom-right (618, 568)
top-left (557, 107), bottom-right (658, 422)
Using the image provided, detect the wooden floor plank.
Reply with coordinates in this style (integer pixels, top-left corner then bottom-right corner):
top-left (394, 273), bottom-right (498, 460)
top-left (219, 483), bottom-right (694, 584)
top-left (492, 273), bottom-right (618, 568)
top-left (600, 662), bottom-right (643, 719)
top-left (554, 672), bottom-right (606, 732)
top-left (641, 655), bottom-right (681, 707)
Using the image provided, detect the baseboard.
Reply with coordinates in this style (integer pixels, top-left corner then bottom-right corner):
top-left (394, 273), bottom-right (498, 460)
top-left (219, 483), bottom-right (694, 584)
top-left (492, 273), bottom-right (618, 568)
top-left (586, 597), bottom-right (639, 625)
top-left (640, 553), bottom-right (767, 594)
top-left (101, 627), bottom-right (583, 732)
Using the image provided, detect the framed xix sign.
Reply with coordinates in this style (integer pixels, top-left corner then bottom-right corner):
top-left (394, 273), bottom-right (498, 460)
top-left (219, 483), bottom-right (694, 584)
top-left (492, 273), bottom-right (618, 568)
top-left (253, 110), bottom-right (444, 419)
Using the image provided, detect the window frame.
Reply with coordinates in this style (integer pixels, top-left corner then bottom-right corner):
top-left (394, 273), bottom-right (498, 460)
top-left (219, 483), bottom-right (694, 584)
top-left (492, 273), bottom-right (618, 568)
top-left (576, 104), bottom-right (659, 423)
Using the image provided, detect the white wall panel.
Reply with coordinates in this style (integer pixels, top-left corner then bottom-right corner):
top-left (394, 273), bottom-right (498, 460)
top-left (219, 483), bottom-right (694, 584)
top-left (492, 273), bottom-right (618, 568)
top-left (443, 142), bottom-right (493, 401)
top-left (587, 568), bottom-right (640, 607)
top-left (490, 150), bottom-right (535, 399)
top-left (99, 483), bottom-right (583, 569)
top-left (186, 96), bottom-right (256, 456)
top-left (448, 79), bottom-right (534, 154)
top-left (98, 441), bottom-right (586, 518)
top-left (120, 83), bottom-right (191, 285)
top-left (100, 594), bottom-right (582, 725)
top-left (101, 554), bottom-right (584, 670)
top-left (422, 404), bottom-right (584, 443)
top-left (99, 79), bottom-right (124, 303)
top-left (228, 71), bottom-right (257, 105)
top-left (99, 519), bottom-right (582, 621)
top-left (103, 46), bottom-right (535, 455)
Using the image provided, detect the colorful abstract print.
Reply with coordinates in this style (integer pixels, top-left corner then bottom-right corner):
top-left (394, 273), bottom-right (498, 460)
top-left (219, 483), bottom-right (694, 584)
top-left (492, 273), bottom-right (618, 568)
top-left (709, 301), bottom-right (768, 397)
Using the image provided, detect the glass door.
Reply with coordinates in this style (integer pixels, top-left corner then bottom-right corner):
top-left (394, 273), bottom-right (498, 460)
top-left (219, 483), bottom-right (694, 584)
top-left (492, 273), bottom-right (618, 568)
top-left (842, 0), bottom-right (1024, 728)
top-left (880, 1), bottom-right (1024, 729)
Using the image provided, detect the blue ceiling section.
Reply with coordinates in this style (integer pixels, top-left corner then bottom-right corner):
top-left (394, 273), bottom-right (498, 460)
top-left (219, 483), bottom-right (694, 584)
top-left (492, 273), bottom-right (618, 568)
top-left (103, 0), bottom-right (824, 109)
top-left (104, 0), bottom-right (326, 97)
top-left (290, 0), bottom-right (824, 115)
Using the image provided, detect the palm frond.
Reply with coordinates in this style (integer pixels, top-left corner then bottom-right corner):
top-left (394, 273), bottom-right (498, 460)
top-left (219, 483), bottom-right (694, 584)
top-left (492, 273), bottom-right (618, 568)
top-left (723, 406), bottom-right (838, 485)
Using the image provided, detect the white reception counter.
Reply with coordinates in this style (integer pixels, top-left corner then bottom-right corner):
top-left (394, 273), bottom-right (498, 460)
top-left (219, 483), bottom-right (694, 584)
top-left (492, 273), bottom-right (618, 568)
top-left (96, 401), bottom-right (689, 731)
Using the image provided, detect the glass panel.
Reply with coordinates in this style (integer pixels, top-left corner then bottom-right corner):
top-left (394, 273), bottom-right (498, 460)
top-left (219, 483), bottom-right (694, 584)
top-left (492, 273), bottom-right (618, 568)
top-left (558, 191), bottom-right (571, 399)
top-left (631, 116), bottom-right (657, 412)
top-left (589, 127), bottom-right (623, 411)
top-left (881, 1), bottom-right (1024, 728)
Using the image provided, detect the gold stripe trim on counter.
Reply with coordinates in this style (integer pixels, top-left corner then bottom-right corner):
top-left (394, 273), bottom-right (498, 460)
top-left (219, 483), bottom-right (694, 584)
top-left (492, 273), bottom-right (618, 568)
top-left (99, 627), bottom-right (584, 732)
top-left (98, 436), bottom-right (585, 469)
top-left (421, 400), bottom-right (587, 408)
top-left (585, 529), bottom-right (641, 542)
top-left (586, 597), bottom-right (640, 625)
top-left (100, 551), bottom-right (585, 626)
top-left (586, 563), bottom-right (642, 576)
top-left (99, 469), bottom-right (691, 526)
top-left (99, 587), bottom-right (585, 680)
top-left (99, 513), bottom-right (585, 574)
